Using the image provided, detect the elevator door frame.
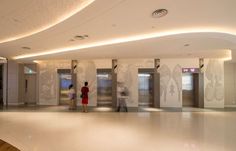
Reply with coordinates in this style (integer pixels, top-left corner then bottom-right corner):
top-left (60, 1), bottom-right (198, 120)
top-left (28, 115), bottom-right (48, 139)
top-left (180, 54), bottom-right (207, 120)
top-left (57, 69), bottom-right (71, 105)
top-left (182, 71), bottom-right (204, 108)
top-left (97, 69), bottom-right (112, 107)
top-left (182, 73), bottom-right (196, 107)
top-left (138, 68), bottom-right (154, 107)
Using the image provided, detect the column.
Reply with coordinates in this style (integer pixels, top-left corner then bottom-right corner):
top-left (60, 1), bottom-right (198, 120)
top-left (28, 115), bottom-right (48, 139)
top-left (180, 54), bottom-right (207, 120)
top-left (198, 58), bottom-right (204, 108)
top-left (154, 59), bottom-right (160, 108)
top-left (71, 60), bottom-right (78, 106)
top-left (112, 59), bottom-right (118, 108)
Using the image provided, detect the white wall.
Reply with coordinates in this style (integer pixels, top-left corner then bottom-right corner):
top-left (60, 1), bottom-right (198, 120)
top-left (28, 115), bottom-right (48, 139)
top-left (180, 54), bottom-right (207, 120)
top-left (38, 60), bottom-right (70, 105)
top-left (160, 59), bottom-right (199, 108)
top-left (36, 58), bottom-right (226, 108)
top-left (204, 59), bottom-right (224, 108)
top-left (224, 62), bottom-right (236, 107)
top-left (7, 60), bottom-right (19, 105)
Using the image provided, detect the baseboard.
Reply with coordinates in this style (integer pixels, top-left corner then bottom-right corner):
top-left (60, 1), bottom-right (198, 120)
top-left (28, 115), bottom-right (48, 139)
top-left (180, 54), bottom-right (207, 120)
top-left (8, 102), bottom-right (24, 106)
top-left (225, 105), bottom-right (236, 108)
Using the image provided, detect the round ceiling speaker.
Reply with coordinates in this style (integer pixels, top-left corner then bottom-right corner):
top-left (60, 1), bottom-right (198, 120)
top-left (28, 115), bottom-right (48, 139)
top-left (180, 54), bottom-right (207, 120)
top-left (152, 9), bottom-right (168, 18)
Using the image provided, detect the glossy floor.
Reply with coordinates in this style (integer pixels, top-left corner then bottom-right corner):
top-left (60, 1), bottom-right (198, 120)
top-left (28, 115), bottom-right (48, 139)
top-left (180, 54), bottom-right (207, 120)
top-left (0, 108), bottom-right (235, 151)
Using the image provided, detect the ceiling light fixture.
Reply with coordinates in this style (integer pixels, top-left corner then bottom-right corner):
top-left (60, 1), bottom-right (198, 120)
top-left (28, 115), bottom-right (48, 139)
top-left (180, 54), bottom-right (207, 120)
top-left (74, 35), bottom-right (89, 40)
top-left (21, 47), bottom-right (31, 50)
top-left (152, 9), bottom-right (168, 18)
top-left (13, 28), bottom-right (235, 60)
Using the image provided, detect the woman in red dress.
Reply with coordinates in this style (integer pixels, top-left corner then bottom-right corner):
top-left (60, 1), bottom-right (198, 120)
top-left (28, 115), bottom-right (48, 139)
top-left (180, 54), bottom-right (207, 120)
top-left (81, 82), bottom-right (89, 112)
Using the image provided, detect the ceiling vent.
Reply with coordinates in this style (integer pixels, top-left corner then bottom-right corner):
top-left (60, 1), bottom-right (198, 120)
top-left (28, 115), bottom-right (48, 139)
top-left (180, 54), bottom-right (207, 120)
top-left (152, 9), bottom-right (168, 18)
top-left (74, 35), bottom-right (89, 40)
top-left (21, 47), bottom-right (31, 50)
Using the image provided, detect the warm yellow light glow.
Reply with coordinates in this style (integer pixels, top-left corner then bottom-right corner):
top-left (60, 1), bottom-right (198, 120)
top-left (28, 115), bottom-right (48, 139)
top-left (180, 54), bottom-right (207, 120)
top-left (33, 60), bottom-right (41, 64)
top-left (222, 50), bottom-right (232, 61)
top-left (0, 57), bottom-right (7, 60)
top-left (13, 28), bottom-right (236, 59)
top-left (0, 0), bottom-right (95, 44)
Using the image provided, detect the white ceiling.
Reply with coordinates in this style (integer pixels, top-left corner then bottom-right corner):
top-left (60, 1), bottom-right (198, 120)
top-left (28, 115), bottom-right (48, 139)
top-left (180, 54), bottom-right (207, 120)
top-left (0, 0), bottom-right (236, 61)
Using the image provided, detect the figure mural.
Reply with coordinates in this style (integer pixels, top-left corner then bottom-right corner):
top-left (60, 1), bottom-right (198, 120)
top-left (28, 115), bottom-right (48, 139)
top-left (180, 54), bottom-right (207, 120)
top-left (205, 59), bottom-right (224, 102)
top-left (160, 64), bottom-right (182, 102)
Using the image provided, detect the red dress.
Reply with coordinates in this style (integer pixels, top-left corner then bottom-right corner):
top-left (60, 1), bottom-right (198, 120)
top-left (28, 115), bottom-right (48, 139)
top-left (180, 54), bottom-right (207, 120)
top-left (81, 86), bottom-right (89, 104)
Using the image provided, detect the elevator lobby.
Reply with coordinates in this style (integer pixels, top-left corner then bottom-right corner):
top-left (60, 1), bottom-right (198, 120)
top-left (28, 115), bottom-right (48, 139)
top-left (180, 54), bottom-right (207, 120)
top-left (1, 0), bottom-right (236, 151)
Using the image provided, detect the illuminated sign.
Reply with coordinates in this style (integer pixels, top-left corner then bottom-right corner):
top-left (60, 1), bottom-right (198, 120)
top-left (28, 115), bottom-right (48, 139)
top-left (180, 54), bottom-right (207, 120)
top-left (182, 68), bottom-right (199, 73)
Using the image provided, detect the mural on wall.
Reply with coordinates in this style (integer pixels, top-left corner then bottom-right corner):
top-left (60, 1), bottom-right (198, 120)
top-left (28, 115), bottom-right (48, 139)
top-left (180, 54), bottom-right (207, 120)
top-left (117, 62), bottom-right (137, 106)
top-left (160, 64), bottom-right (182, 102)
top-left (77, 60), bottom-right (97, 105)
top-left (173, 65), bottom-right (182, 101)
top-left (205, 59), bottom-right (224, 102)
top-left (39, 60), bottom-right (70, 104)
top-left (159, 64), bottom-right (171, 102)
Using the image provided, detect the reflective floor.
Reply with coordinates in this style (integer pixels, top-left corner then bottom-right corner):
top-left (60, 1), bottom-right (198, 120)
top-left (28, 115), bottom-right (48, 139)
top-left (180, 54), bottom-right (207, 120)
top-left (0, 108), bottom-right (236, 151)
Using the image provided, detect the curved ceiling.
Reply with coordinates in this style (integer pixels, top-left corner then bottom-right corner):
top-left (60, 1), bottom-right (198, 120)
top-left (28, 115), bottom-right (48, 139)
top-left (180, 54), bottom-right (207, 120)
top-left (0, 0), bottom-right (94, 43)
top-left (0, 0), bottom-right (236, 61)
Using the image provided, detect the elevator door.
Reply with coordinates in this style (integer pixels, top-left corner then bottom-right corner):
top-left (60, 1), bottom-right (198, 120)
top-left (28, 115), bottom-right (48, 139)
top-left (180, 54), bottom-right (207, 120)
top-left (59, 74), bottom-right (72, 105)
top-left (138, 70), bottom-right (154, 107)
top-left (182, 73), bottom-right (196, 107)
top-left (97, 69), bottom-right (112, 107)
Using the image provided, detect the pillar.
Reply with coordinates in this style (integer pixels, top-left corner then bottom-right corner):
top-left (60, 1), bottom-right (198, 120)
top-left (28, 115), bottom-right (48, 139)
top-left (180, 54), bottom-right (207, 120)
top-left (71, 60), bottom-right (78, 106)
top-left (112, 59), bottom-right (118, 108)
top-left (154, 59), bottom-right (160, 108)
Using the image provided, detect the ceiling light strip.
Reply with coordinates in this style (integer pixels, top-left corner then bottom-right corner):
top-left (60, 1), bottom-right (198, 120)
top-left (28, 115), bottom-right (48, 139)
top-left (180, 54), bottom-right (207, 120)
top-left (0, 0), bottom-right (95, 44)
top-left (13, 28), bottom-right (236, 59)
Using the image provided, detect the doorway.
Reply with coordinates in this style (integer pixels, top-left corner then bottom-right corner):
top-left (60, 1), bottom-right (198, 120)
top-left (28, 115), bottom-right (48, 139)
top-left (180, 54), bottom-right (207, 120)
top-left (23, 64), bottom-right (37, 105)
top-left (24, 74), bottom-right (36, 104)
top-left (97, 69), bottom-right (112, 107)
top-left (138, 69), bottom-right (154, 107)
top-left (182, 73), bottom-right (199, 107)
top-left (59, 74), bottom-right (72, 105)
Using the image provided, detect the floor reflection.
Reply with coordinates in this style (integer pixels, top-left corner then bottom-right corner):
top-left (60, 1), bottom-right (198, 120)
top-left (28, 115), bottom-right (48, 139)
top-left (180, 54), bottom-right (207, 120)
top-left (0, 110), bottom-right (235, 151)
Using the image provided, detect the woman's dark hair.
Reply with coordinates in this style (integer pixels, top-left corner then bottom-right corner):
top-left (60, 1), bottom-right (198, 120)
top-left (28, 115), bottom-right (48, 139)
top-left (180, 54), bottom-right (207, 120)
top-left (84, 82), bottom-right (88, 86)
top-left (69, 84), bottom-right (73, 89)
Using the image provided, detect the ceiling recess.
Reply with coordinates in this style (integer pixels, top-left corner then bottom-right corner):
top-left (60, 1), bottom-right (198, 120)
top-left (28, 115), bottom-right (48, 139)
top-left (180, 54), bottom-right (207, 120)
top-left (152, 9), bottom-right (168, 18)
top-left (74, 35), bottom-right (89, 40)
top-left (21, 47), bottom-right (31, 50)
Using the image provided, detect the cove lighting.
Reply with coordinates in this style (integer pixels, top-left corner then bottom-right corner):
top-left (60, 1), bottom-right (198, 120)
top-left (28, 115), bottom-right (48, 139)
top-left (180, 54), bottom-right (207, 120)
top-left (13, 28), bottom-right (235, 59)
top-left (0, 0), bottom-right (95, 44)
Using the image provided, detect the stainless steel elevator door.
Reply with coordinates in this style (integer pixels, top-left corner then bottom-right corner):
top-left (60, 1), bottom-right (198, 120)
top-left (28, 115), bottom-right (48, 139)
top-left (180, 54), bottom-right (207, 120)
top-left (59, 74), bottom-right (72, 105)
top-left (97, 69), bottom-right (112, 107)
top-left (138, 72), bottom-right (154, 107)
top-left (182, 73), bottom-right (194, 107)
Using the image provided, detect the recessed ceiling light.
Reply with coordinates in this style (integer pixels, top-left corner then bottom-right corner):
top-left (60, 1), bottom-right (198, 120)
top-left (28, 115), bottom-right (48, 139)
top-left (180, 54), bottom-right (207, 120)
top-left (21, 47), bottom-right (31, 50)
top-left (74, 35), bottom-right (84, 40)
top-left (74, 35), bottom-right (89, 40)
top-left (152, 9), bottom-right (168, 18)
